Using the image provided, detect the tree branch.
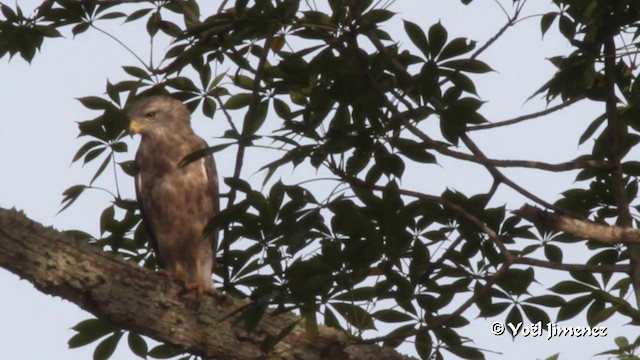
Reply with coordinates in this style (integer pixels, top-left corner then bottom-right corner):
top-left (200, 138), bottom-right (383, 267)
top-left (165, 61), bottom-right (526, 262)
top-left (0, 207), bottom-right (411, 360)
top-left (514, 256), bottom-right (629, 273)
top-left (468, 97), bottom-right (584, 131)
top-left (602, 31), bottom-right (640, 306)
top-left (515, 204), bottom-right (640, 245)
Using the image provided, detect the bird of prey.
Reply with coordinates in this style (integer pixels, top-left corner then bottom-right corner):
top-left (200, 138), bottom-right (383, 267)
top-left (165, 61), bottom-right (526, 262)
top-left (129, 95), bottom-right (219, 293)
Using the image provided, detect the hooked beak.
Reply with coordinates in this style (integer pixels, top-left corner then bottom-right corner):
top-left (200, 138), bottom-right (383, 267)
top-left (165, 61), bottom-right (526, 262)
top-left (129, 118), bottom-right (149, 134)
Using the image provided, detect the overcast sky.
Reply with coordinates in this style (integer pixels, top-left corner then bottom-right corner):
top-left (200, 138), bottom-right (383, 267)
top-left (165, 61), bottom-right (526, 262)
top-left (0, 1), bottom-right (630, 359)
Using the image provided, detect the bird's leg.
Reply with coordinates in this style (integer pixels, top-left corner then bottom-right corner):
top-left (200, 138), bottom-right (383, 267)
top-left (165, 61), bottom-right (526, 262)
top-left (156, 267), bottom-right (195, 293)
top-left (156, 268), bottom-right (172, 278)
top-left (181, 281), bottom-right (216, 301)
top-left (156, 268), bottom-right (177, 292)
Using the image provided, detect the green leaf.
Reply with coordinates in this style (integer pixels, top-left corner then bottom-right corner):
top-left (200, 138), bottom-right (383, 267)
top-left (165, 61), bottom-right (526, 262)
top-left (383, 324), bottom-right (416, 348)
top-left (166, 76), bottom-right (198, 92)
top-left (440, 59), bottom-right (493, 73)
top-left (438, 38), bottom-right (476, 61)
top-left (242, 99), bottom-right (269, 136)
top-left (615, 336), bottom-right (630, 348)
top-left (159, 20), bottom-right (183, 37)
top-left (549, 280), bottom-right (593, 294)
top-left (146, 11), bottom-right (161, 37)
top-left (544, 244), bottom-right (563, 262)
top-left (587, 303), bottom-right (616, 326)
top-left (372, 309), bottom-right (414, 323)
top-left (360, 9), bottom-right (395, 27)
top-left (428, 22), bottom-right (447, 59)
top-left (497, 268), bottom-right (534, 295)
top-left (127, 332), bottom-right (148, 359)
top-left (90, 152), bottom-right (112, 185)
top-left (540, 12), bottom-right (557, 38)
top-left (98, 12), bottom-right (126, 20)
top-left (523, 295), bottom-right (565, 307)
top-left (557, 295), bottom-right (592, 321)
top-left (93, 332), bottom-right (122, 360)
top-left (72, 22), bottom-right (90, 36)
top-left (100, 205), bottom-right (116, 235)
top-left (330, 302), bottom-right (375, 330)
top-left (68, 319), bottom-right (118, 349)
top-left (147, 344), bottom-right (184, 359)
top-left (622, 161), bottom-right (640, 176)
top-left (1, 4), bottom-right (18, 21)
top-left (224, 93), bottom-right (252, 109)
top-left (59, 185), bottom-right (88, 213)
top-left (578, 113), bottom-right (606, 145)
top-left (415, 330), bottom-right (432, 359)
top-left (403, 20), bottom-right (429, 58)
top-left (122, 66), bottom-right (151, 80)
top-left (77, 96), bottom-right (113, 110)
top-left (558, 14), bottom-right (575, 39)
top-left (202, 97), bottom-right (217, 117)
top-left (521, 304), bottom-right (550, 324)
top-left (73, 141), bottom-right (103, 163)
top-left (125, 8), bottom-right (152, 23)
top-left (225, 177), bottom-right (252, 193)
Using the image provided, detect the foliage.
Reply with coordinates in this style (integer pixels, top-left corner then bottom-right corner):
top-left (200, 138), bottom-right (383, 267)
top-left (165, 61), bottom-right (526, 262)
top-left (4, 0), bottom-right (640, 359)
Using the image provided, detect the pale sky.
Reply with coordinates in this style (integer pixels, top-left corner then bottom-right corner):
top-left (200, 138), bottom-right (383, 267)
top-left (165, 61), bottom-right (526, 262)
top-left (0, 1), bottom-right (631, 359)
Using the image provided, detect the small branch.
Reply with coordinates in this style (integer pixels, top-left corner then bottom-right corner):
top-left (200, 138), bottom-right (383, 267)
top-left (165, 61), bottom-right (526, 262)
top-left (515, 204), bottom-right (640, 245)
top-left (471, 0), bottom-right (527, 60)
top-left (468, 97), bottom-right (584, 131)
top-left (470, 10), bottom-right (515, 60)
top-left (459, 133), bottom-right (568, 214)
top-left (214, 91), bottom-right (239, 134)
top-left (514, 256), bottom-right (629, 273)
top-left (90, 24), bottom-right (148, 69)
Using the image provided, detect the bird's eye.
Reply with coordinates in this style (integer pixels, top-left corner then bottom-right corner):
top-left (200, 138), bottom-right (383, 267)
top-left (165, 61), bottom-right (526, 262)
top-left (145, 112), bottom-right (156, 119)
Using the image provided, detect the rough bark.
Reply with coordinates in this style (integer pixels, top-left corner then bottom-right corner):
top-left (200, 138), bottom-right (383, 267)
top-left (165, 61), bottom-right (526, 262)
top-left (0, 207), bottom-right (412, 360)
top-left (515, 204), bottom-right (640, 245)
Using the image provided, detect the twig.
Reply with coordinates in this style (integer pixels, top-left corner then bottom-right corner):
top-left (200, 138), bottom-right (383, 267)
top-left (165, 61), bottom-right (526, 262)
top-left (90, 24), bottom-right (148, 69)
top-left (468, 97), bottom-right (584, 131)
top-left (514, 256), bottom-right (629, 273)
top-left (471, 0), bottom-right (526, 60)
top-left (459, 133), bottom-right (577, 215)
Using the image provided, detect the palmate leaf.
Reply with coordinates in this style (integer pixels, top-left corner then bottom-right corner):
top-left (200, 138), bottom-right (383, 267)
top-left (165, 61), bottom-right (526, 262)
top-left (68, 318), bottom-right (119, 349)
top-left (403, 20), bottom-right (429, 59)
top-left (59, 184), bottom-right (88, 213)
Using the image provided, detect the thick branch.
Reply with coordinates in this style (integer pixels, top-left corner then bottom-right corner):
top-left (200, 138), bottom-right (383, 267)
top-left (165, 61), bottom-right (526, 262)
top-left (0, 208), bottom-right (410, 360)
top-left (515, 204), bottom-right (640, 245)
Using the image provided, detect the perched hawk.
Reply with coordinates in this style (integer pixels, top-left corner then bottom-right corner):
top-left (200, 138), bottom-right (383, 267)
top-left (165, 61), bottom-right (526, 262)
top-left (129, 95), bottom-right (219, 292)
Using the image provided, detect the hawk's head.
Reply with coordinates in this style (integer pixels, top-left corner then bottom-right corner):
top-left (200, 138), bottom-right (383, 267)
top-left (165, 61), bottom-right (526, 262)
top-left (129, 95), bottom-right (191, 135)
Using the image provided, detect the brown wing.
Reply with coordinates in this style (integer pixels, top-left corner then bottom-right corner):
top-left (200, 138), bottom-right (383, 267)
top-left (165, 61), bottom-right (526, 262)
top-left (134, 157), bottom-right (163, 268)
top-left (201, 142), bottom-right (220, 262)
